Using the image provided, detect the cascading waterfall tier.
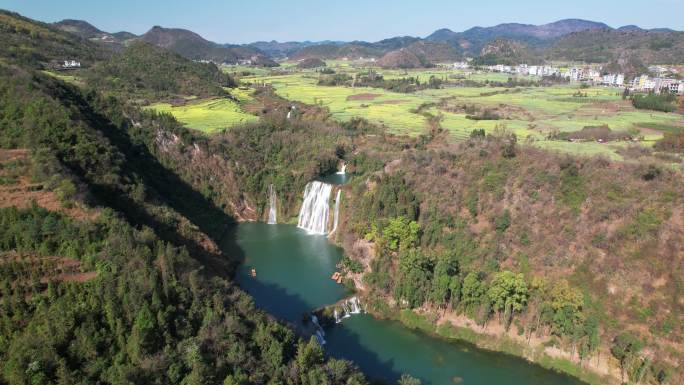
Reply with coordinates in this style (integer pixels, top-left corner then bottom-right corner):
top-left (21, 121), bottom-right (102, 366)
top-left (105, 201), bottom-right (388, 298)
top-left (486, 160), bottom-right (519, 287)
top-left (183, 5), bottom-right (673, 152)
top-left (267, 184), bottom-right (277, 224)
top-left (334, 296), bottom-right (363, 323)
top-left (336, 162), bottom-right (347, 174)
top-left (329, 190), bottom-right (342, 235)
top-left (311, 314), bottom-right (326, 345)
top-left (297, 181), bottom-right (333, 234)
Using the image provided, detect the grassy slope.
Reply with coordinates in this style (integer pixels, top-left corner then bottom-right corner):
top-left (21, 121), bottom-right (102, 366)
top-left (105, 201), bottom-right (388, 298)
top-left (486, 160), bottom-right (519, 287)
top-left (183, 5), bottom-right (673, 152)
top-left (146, 98), bottom-right (258, 133)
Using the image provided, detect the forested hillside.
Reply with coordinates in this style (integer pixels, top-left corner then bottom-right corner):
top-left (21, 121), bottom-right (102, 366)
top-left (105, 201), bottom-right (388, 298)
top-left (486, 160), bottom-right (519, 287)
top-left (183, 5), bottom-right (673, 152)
top-left (85, 41), bottom-right (236, 101)
top-left (0, 10), bottom-right (368, 384)
top-left (0, 10), bottom-right (106, 68)
top-left (549, 29), bottom-right (684, 71)
top-left (335, 132), bottom-right (683, 385)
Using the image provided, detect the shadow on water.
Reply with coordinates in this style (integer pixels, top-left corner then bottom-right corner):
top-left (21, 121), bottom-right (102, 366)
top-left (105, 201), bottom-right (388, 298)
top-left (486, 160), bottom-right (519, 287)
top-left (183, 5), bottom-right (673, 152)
top-left (236, 261), bottom-right (404, 384)
top-left (217, 224), bottom-right (245, 267)
top-left (236, 267), bottom-right (316, 326)
top-left (215, 221), bottom-right (587, 385)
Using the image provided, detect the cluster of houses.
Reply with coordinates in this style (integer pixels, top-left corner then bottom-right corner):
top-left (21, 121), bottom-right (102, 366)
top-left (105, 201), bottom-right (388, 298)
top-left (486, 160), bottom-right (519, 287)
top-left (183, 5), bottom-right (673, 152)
top-left (630, 75), bottom-right (684, 95)
top-left (452, 61), bottom-right (684, 95)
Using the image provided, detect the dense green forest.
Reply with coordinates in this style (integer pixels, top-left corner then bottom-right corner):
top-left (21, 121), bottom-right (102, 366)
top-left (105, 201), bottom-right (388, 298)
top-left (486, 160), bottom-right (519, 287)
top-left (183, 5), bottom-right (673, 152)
top-left (0, 14), bottom-right (369, 382)
top-left (86, 42), bottom-right (236, 101)
top-left (0, 205), bottom-right (366, 385)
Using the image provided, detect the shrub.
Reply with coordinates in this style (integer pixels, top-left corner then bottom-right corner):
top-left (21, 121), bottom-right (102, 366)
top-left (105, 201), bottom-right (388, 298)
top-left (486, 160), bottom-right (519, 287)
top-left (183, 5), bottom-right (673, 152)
top-left (654, 132), bottom-right (684, 153)
top-left (494, 210), bottom-right (511, 233)
top-left (631, 93), bottom-right (676, 112)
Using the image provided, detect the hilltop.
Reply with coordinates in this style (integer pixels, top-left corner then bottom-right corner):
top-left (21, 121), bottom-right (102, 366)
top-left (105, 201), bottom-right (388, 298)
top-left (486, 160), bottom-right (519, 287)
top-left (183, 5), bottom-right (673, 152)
top-left (0, 10), bottom-right (106, 68)
top-left (550, 28), bottom-right (684, 69)
top-left (85, 41), bottom-right (236, 100)
top-left (38, 15), bottom-right (684, 72)
top-left (293, 39), bottom-right (459, 66)
top-left (426, 19), bottom-right (610, 54)
top-left (473, 38), bottom-right (539, 65)
top-left (140, 26), bottom-right (277, 66)
top-left (53, 19), bottom-right (137, 49)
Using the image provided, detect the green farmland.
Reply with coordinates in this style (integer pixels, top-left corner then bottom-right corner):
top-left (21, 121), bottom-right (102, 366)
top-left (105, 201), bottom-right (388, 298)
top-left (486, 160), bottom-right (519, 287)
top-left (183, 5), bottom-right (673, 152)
top-left (243, 64), bottom-right (684, 160)
top-left (146, 98), bottom-right (258, 133)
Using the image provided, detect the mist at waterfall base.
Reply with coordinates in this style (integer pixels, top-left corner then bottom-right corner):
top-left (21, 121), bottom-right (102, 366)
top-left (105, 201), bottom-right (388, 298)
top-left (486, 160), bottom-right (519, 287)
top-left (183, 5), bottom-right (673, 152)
top-left (224, 223), bottom-right (586, 385)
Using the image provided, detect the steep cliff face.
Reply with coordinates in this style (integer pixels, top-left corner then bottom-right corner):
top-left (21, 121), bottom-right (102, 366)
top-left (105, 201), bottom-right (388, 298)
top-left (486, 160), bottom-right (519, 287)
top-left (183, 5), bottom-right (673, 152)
top-left (153, 128), bottom-right (258, 222)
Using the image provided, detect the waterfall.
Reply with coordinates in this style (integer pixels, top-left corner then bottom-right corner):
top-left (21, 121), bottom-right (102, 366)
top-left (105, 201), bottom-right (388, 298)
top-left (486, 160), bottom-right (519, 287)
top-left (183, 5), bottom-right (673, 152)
top-left (335, 297), bottom-right (363, 323)
top-left (311, 314), bottom-right (326, 345)
top-left (298, 181), bottom-right (333, 234)
top-left (329, 190), bottom-right (342, 235)
top-left (348, 297), bottom-right (361, 314)
top-left (315, 330), bottom-right (326, 345)
top-left (267, 184), bottom-right (277, 224)
top-left (337, 162), bottom-right (347, 174)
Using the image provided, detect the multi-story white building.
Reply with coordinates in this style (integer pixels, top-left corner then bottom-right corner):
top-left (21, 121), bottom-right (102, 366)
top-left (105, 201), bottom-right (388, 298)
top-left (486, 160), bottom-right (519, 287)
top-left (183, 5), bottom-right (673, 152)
top-left (586, 69), bottom-right (602, 82)
top-left (564, 67), bottom-right (584, 81)
top-left (631, 75), bottom-right (650, 91)
top-left (630, 75), bottom-right (684, 94)
top-left (490, 64), bottom-right (513, 73)
top-left (602, 73), bottom-right (625, 87)
top-left (669, 82), bottom-right (683, 94)
top-left (453, 61), bottom-right (470, 70)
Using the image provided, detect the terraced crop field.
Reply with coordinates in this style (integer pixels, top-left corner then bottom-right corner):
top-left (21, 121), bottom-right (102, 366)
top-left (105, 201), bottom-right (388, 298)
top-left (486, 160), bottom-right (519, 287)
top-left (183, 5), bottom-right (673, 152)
top-left (245, 64), bottom-right (684, 159)
top-left (146, 98), bottom-right (258, 133)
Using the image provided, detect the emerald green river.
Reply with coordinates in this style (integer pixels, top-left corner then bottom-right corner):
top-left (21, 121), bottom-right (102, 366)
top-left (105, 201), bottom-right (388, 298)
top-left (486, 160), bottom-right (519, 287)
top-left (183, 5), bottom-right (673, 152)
top-left (223, 222), bottom-right (586, 385)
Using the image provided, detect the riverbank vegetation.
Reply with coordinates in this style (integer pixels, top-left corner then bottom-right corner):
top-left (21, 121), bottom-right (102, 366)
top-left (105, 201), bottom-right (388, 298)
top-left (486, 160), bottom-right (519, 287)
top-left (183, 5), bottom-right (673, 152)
top-left (338, 132), bottom-right (682, 385)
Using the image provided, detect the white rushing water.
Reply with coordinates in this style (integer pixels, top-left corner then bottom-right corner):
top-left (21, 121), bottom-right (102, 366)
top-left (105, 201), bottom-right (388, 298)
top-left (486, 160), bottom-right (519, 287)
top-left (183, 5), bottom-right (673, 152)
top-left (329, 189), bottom-right (342, 235)
top-left (298, 181), bottom-right (333, 234)
top-left (335, 296), bottom-right (363, 323)
top-left (336, 162), bottom-right (346, 174)
top-left (267, 184), bottom-right (277, 224)
top-left (311, 314), bottom-right (326, 345)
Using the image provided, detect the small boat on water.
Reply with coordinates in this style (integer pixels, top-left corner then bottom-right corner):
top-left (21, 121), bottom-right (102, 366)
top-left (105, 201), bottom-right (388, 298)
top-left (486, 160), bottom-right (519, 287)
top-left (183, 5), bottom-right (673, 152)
top-left (251, 268), bottom-right (257, 277)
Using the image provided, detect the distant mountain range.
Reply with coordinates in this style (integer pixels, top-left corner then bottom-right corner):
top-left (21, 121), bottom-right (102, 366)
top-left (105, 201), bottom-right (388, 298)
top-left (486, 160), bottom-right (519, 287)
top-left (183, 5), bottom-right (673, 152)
top-left (52, 19), bottom-right (277, 66)
top-left (139, 26), bottom-right (277, 66)
top-left (426, 19), bottom-right (610, 54)
top-left (50, 17), bottom-right (684, 72)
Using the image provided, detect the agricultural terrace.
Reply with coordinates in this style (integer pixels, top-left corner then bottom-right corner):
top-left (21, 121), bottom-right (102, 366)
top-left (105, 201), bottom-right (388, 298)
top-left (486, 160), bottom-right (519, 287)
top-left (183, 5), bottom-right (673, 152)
top-left (145, 94), bottom-right (258, 133)
top-left (243, 62), bottom-right (684, 160)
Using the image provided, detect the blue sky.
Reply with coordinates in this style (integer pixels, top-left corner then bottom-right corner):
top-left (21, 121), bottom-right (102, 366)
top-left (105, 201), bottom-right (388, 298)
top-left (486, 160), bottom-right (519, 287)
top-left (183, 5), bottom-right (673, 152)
top-left (1, 0), bottom-right (682, 44)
